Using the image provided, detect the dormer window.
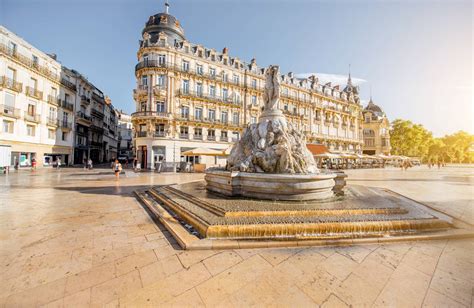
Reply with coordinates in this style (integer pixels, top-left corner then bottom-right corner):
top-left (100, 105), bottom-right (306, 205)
top-left (211, 54), bottom-right (216, 61)
top-left (198, 50), bottom-right (203, 57)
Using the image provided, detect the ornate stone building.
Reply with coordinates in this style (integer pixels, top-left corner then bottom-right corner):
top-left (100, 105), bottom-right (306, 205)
top-left (361, 98), bottom-right (391, 155)
top-left (132, 5), bottom-right (364, 169)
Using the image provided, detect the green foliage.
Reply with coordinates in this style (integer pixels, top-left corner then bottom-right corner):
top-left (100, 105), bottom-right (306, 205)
top-left (390, 119), bottom-right (473, 163)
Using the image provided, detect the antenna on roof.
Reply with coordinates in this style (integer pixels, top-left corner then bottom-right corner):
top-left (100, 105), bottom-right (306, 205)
top-left (164, 0), bottom-right (170, 14)
top-left (369, 85), bottom-right (373, 102)
top-left (348, 63), bottom-right (352, 83)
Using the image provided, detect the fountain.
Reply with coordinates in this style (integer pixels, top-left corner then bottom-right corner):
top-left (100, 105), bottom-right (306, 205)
top-left (205, 65), bottom-right (338, 201)
top-left (134, 65), bottom-right (457, 249)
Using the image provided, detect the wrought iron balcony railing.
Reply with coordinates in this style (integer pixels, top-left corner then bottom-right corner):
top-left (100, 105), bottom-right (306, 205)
top-left (0, 76), bottom-right (22, 92)
top-left (76, 111), bottom-right (92, 122)
top-left (0, 104), bottom-right (21, 118)
top-left (24, 113), bottom-right (41, 123)
top-left (47, 95), bottom-right (61, 106)
top-left (46, 117), bottom-right (58, 126)
top-left (25, 86), bottom-right (43, 100)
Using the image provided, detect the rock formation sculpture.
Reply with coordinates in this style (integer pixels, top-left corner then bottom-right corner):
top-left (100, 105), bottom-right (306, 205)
top-left (227, 65), bottom-right (319, 174)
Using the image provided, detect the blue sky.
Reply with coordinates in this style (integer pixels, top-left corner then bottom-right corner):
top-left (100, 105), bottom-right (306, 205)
top-left (2, 0), bottom-right (472, 136)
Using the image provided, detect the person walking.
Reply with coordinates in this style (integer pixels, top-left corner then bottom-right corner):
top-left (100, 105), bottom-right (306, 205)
top-left (56, 157), bottom-right (61, 170)
top-left (88, 158), bottom-right (93, 170)
top-left (31, 158), bottom-right (37, 171)
top-left (112, 159), bottom-right (122, 180)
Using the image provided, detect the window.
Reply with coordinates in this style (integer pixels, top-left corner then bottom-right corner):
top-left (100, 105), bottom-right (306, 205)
top-left (208, 109), bottom-right (215, 121)
top-left (156, 101), bottom-right (165, 113)
top-left (141, 75), bottom-right (148, 87)
top-left (27, 124), bottom-right (35, 136)
top-left (28, 102), bottom-right (36, 116)
top-left (221, 131), bottom-right (228, 138)
top-left (232, 74), bottom-right (239, 84)
top-left (221, 111), bottom-right (228, 123)
top-left (30, 77), bottom-right (37, 90)
top-left (143, 53), bottom-right (149, 62)
top-left (5, 92), bottom-right (15, 107)
top-left (8, 41), bottom-right (16, 55)
top-left (250, 116), bottom-right (257, 124)
top-left (140, 102), bottom-right (147, 112)
top-left (156, 75), bottom-right (165, 86)
top-left (2, 120), bottom-right (13, 134)
top-left (223, 73), bottom-right (228, 82)
top-left (251, 79), bottom-right (257, 89)
top-left (6, 67), bottom-right (15, 81)
top-left (195, 108), bottom-right (203, 120)
top-left (251, 95), bottom-right (257, 105)
top-left (32, 55), bottom-right (39, 67)
top-left (208, 129), bottom-right (215, 137)
top-left (181, 106), bottom-right (189, 118)
top-left (198, 50), bottom-right (203, 58)
top-left (209, 68), bottom-right (216, 77)
top-left (209, 85), bottom-right (216, 97)
top-left (158, 54), bottom-right (166, 65)
top-left (211, 54), bottom-right (216, 61)
top-left (223, 58), bottom-right (228, 65)
top-left (180, 126), bottom-right (189, 137)
top-left (196, 64), bottom-right (203, 75)
top-left (49, 107), bottom-right (56, 120)
top-left (48, 129), bottom-right (55, 139)
top-left (182, 80), bottom-right (189, 93)
top-left (284, 104), bottom-right (288, 111)
top-left (155, 124), bottom-right (165, 135)
top-left (222, 88), bottom-right (228, 101)
top-left (62, 131), bottom-right (67, 141)
top-left (194, 127), bottom-right (202, 137)
top-left (196, 83), bottom-right (203, 96)
top-left (182, 60), bottom-right (189, 72)
top-left (233, 112), bottom-right (239, 125)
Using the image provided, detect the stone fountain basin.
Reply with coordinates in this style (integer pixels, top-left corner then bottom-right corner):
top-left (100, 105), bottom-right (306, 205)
top-left (205, 169), bottom-right (337, 201)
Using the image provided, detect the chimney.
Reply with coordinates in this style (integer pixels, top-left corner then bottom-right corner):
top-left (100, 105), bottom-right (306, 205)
top-left (47, 53), bottom-right (57, 60)
top-left (222, 47), bottom-right (228, 54)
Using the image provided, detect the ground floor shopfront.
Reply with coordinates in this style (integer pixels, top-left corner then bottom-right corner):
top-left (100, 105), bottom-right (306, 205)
top-left (0, 140), bottom-right (72, 168)
top-left (135, 138), bottom-right (229, 170)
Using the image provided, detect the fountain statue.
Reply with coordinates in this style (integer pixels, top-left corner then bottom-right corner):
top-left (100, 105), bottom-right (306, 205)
top-left (205, 65), bottom-right (338, 200)
top-left (227, 65), bottom-right (318, 174)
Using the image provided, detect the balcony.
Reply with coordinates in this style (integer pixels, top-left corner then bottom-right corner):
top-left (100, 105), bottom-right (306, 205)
top-left (193, 135), bottom-right (203, 140)
top-left (76, 111), bottom-right (92, 124)
top-left (61, 78), bottom-right (76, 91)
top-left (131, 111), bottom-right (170, 119)
top-left (137, 131), bottom-right (148, 138)
top-left (153, 131), bottom-right (166, 137)
top-left (92, 92), bottom-right (105, 104)
top-left (0, 104), bottom-right (21, 118)
top-left (80, 95), bottom-right (90, 104)
top-left (61, 100), bottom-right (74, 111)
top-left (46, 117), bottom-right (58, 126)
top-left (91, 108), bottom-right (105, 119)
top-left (176, 89), bottom-right (241, 106)
top-left (24, 113), bottom-right (41, 123)
top-left (135, 60), bottom-right (171, 72)
top-left (25, 87), bottom-right (43, 100)
top-left (47, 95), bottom-right (61, 106)
top-left (207, 135), bottom-right (216, 141)
top-left (180, 133), bottom-right (189, 139)
top-left (59, 120), bottom-right (72, 130)
top-left (0, 76), bottom-right (22, 92)
top-left (0, 43), bottom-right (60, 81)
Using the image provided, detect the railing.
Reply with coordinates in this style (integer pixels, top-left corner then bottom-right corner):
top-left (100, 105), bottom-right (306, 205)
top-left (0, 76), bottom-right (23, 92)
top-left (207, 135), bottom-right (216, 141)
top-left (80, 95), bottom-right (90, 104)
top-left (61, 100), bottom-right (74, 111)
top-left (0, 42), bottom-right (60, 81)
top-left (0, 104), bottom-right (21, 118)
top-left (61, 78), bottom-right (76, 91)
top-left (47, 95), bottom-right (60, 106)
top-left (91, 108), bottom-right (104, 118)
top-left (131, 111), bottom-right (170, 118)
top-left (153, 131), bottom-right (166, 137)
top-left (24, 113), bottom-right (41, 123)
top-left (176, 89), bottom-right (242, 106)
top-left (58, 120), bottom-right (72, 129)
top-left (25, 86), bottom-right (43, 100)
top-left (180, 133), bottom-right (189, 139)
top-left (76, 111), bottom-right (92, 122)
top-left (137, 131), bottom-right (148, 137)
top-left (46, 117), bottom-right (58, 126)
top-left (92, 92), bottom-right (105, 103)
top-left (193, 135), bottom-right (203, 140)
top-left (135, 60), bottom-right (171, 71)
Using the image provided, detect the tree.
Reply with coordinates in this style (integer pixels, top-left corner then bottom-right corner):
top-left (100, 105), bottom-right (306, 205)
top-left (390, 119), bottom-right (434, 161)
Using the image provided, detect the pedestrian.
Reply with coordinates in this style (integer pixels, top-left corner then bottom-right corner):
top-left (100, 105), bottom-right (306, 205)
top-left (31, 158), bottom-right (37, 171)
top-left (56, 157), bottom-right (61, 170)
top-left (83, 158), bottom-right (87, 170)
top-left (437, 160), bottom-right (441, 169)
top-left (133, 157), bottom-right (137, 171)
top-left (112, 159), bottom-right (122, 180)
top-left (88, 158), bottom-right (93, 170)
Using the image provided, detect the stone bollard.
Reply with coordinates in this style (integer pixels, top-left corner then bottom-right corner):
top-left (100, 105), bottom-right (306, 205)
top-left (332, 171), bottom-right (348, 196)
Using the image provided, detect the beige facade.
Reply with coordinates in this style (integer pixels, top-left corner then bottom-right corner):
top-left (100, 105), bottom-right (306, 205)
top-left (361, 99), bottom-right (391, 155)
top-left (0, 26), bottom-right (74, 167)
top-left (132, 9), bottom-right (364, 169)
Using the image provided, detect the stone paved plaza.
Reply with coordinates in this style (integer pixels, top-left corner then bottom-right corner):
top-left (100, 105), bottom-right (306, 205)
top-left (0, 166), bottom-right (473, 307)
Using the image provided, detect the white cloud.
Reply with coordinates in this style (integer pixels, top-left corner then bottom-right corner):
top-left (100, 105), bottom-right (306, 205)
top-left (295, 73), bottom-right (367, 87)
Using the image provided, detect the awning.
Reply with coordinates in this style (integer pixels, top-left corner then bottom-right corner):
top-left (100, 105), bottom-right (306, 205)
top-left (181, 147), bottom-right (225, 156)
top-left (314, 153), bottom-right (341, 159)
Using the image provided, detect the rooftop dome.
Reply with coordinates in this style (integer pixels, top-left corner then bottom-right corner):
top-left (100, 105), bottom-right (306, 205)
top-left (142, 4), bottom-right (185, 44)
top-left (365, 98), bottom-right (383, 113)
